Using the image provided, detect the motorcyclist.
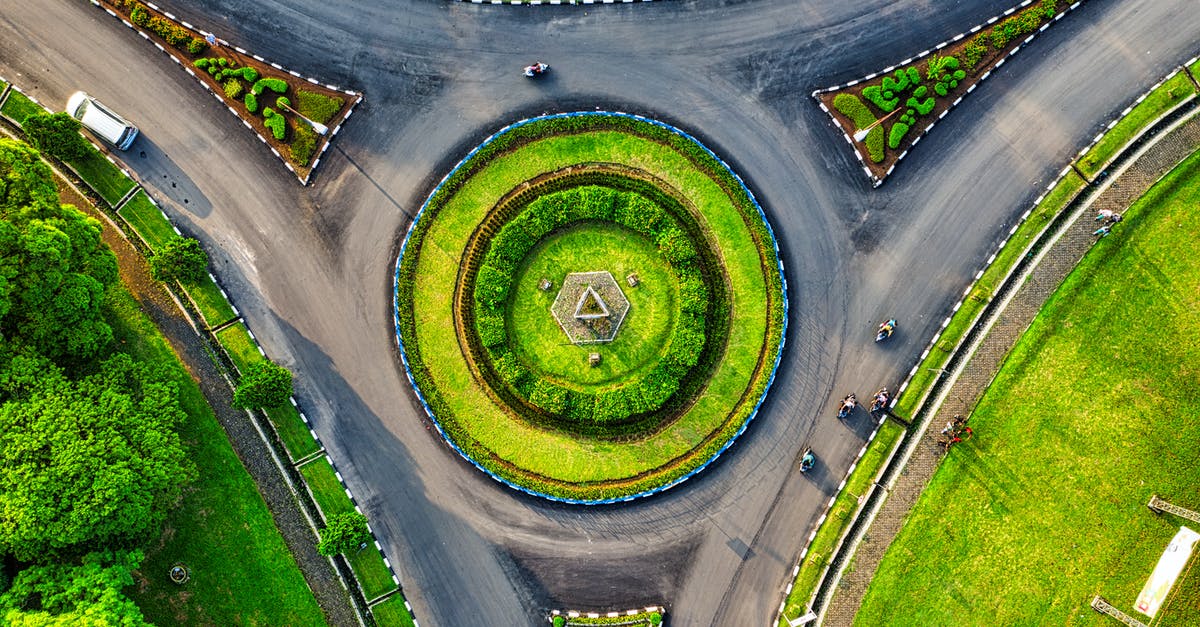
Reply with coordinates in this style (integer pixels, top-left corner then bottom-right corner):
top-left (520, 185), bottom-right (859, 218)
top-left (800, 448), bottom-right (815, 472)
top-left (838, 393), bottom-right (857, 418)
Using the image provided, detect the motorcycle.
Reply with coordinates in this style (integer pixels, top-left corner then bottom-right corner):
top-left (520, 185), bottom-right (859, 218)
top-left (837, 393), bottom-right (857, 419)
top-left (799, 448), bottom-right (816, 473)
top-left (875, 318), bottom-right (897, 342)
top-left (523, 62), bottom-right (549, 78)
top-left (870, 387), bottom-right (890, 413)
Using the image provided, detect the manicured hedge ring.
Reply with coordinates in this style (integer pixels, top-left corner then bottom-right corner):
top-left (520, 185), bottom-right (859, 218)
top-left (394, 113), bottom-right (787, 503)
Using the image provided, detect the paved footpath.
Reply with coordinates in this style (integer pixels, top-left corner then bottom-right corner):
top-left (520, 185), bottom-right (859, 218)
top-left (821, 111), bottom-right (1200, 626)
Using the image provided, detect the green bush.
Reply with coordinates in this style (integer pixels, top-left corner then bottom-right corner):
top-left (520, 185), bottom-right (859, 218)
top-left (263, 108), bottom-right (286, 140)
top-left (194, 58), bottom-right (210, 70)
top-left (276, 96), bottom-right (291, 110)
top-left (964, 35), bottom-right (988, 71)
top-left (833, 93), bottom-right (879, 127)
top-left (865, 125), bottom-right (885, 163)
top-left (218, 58), bottom-right (229, 68)
top-left (861, 86), bottom-right (898, 113)
top-left (252, 78), bottom-right (289, 95)
top-left (888, 122), bottom-right (910, 149)
top-left (224, 78), bottom-right (244, 99)
top-left (1042, 0), bottom-right (1057, 18)
top-left (907, 94), bottom-right (935, 116)
top-left (130, 5), bottom-right (150, 27)
top-left (239, 67), bottom-right (259, 83)
top-left (233, 361), bottom-right (293, 409)
top-left (906, 66), bottom-right (922, 85)
top-left (244, 92), bottom-right (259, 113)
top-left (317, 512), bottom-right (370, 557)
top-left (186, 37), bottom-right (207, 55)
top-left (22, 112), bottom-right (90, 162)
top-left (289, 121), bottom-right (317, 166)
top-left (934, 82), bottom-right (949, 97)
top-left (149, 236), bottom-right (209, 284)
top-left (881, 69), bottom-right (910, 95)
top-left (295, 90), bottom-right (345, 125)
top-left (650, 612), bottom-right (662, 626)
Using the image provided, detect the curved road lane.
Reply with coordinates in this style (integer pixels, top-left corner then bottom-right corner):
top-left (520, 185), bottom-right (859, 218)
top-left (2, 1), bottom-right (1198, 625)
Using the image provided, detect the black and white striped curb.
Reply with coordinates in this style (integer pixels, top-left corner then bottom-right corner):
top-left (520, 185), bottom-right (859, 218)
top-left (1070, 58), bottom-right (1200, 182)
top-left (549, 606), bottom-right (664, 622)
top-left (89, 0), bottom-right (363, 186)
top-left (813, 0), bottom-right (1085, 187)
top-left (460, 0), bottom-right (653, 4)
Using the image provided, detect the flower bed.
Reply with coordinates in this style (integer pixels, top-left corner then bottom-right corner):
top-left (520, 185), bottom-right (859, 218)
top-left (816, 0), bottom-right (1081, 184)
top-left (97, 0), bottom-right (361, 183)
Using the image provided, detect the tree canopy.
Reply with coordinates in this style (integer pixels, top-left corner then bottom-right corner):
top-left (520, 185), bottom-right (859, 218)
top-left (0, 353), bottom-right (194, 561)
top-left (0, 550), bottom-right (151, 626)
top-left (148, 236), bottom-right (208, 284)
top-left (0, 139), bottom-right (118, 363)
top-left (20, 113), bottom-right (91, 163)
top-left (233, 360), bottom-right (293, 409)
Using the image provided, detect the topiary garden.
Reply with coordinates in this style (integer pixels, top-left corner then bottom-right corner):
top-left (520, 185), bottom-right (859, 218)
top-left (819, 0), bottom-right (1076, 182)
top-left (395, 113), bottom-right (787, 502)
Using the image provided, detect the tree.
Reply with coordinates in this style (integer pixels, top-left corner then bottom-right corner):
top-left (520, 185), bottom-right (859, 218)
top-left (0, 139), bottom-right (118, 363)
top-left (0, 550), bottom-right (151, 626)
top-left (233, 360), bottom-right (293, 409)
top-left (20, 113), bottom-right (91, 163)
top-left (0, 353), bottom-right (194, 561)
top-left (317, 512), bottom-right (371, 557)
top-left (149, 236), bottom-right (208, 284)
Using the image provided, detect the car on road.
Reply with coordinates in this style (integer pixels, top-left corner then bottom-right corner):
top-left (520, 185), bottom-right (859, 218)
top-left (65, 91), bottom-right (138, 150)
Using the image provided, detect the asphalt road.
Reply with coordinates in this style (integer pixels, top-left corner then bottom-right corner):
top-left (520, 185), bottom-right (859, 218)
top-left (2, 1), bottom-right (1198, 625)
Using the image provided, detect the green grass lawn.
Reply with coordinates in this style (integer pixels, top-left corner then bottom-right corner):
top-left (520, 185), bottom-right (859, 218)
top-left (105, 287), bottom-right (325, 626)
top-left (1077, 71), bottom-right (1197, 180)
top-left (856, 151), bottom-right (1200, 626)
top-left (0, 89), bottom-right (44, 125)
top-left (66, 143), bottom-right (137, 207)
top-left (370, 595), bottom-right (417, 627)
top-left (266, 403), bottom-right (322, 461)
top-left (299, 457), bottom-right (398, 601)
top-left (118, 190), bottom-right (177, 250)
top-left (406, 128), bottom-right (775, 494)
top-left (509, 222), bottom-right (678, 390)
top-left (777, 420), bottom-right (906, 625)
top-left (216, 321), bottom-right (266, 375)
top-left (894, 169), bottom-right (1088, 418)
top-left (185, 276), bottom-right (239, 329)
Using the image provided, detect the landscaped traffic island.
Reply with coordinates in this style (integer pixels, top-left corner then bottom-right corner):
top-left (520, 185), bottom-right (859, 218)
top-left (394, 113), bottom-right (786, 503)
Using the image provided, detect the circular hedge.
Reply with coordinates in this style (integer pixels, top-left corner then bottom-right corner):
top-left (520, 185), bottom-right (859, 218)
top-left (394, 112), bottom-right (787, 503)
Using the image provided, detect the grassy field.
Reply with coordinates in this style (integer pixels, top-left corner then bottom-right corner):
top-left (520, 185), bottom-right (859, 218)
top-left (777, 419), bottom-right (906, 625)
top-left (118, 190), bottom-right (177, 250)
top-left (105, 285), bottom-right (325, 626)
top-left (0, 89), bottom-right (44, 125)
top-left (299, 457), bottom-right (400, 602)
top-left (216, 321), bottom-right (265, 374)
top-left (856, 151), bottom-right (1200, 626)
top-left (1077, 71), bottom-right (1197, 180)
top-left (508, 222), bottom-right (678, 390)
top-left (408, 129), bottom-right (773, 491)
top-left (894, 169), bottom-right (1088, 418)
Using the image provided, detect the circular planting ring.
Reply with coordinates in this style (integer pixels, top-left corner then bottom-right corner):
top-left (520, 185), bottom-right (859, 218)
top-left (394, 112), bottom-right (787, 503)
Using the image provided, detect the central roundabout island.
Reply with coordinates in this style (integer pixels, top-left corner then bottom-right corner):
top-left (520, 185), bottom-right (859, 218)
top-left (394, 113), bottom-right (787, 503)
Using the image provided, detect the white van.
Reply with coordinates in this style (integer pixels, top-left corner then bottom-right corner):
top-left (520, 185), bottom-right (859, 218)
top-left (65, 91), bottom-right (139, 151)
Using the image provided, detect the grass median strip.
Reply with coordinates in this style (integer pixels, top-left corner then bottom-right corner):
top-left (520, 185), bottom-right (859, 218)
top-left (64, 141), bottom-right (137, 208)
top-left (893, 169), bottom-right (1087, 418)
top-left (1077, 70), bottom-right (1197, 179)
top-left (299, 457), bottom-right (398, 600)
top-left (0, 89), bottom-right (43, 125)
top-left (266, 403), bottom-right (320, 461)
top-left (216, 321), bottom-right (264, 374)
top-left (371, 595), bottom-right (417, 627)
top-left (777, 419), bottom-right (905, 625)
top-left (185, 275), bottom-right (239, 328)
top-left (118, 190), bottom-right (176, 250)
top-left (855, 149), bottom-right (1200, 626)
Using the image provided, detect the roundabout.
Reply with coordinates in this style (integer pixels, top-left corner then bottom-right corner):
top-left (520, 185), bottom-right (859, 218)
top-left (394, 112), bottom-right (787, 503)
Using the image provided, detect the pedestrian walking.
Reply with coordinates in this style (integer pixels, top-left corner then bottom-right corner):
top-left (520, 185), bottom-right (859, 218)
top-left (1107, 213), bottom-right (1123, 225)
top-left (1093, 224), bottom-right (1112, 237)
top-left (1095, 208), bottom-right (1115, 222)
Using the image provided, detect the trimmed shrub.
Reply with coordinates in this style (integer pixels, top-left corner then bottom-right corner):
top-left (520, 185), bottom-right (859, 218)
top-left (186, 37), bottom-right (207, 55)
top-left (130, 5), bottom-right (150, 26)
top-left (861, 86), bottom-right (898, 113)
top-left (252, 78), bottom-right (289, 95)
top-left (614, 195), bottom-right (666, 235)
top-left (476, 312), bottom-right (507, 347)
top-left (224, 78), bottom-right (244, 99)
top-left (934, 82), bottom-right (949, 97)
top-left (881, 69), bottom-right (910, 95)
top-left (474, 264), bottom-right (512, 309)
top-left (1042, 0), bottom-right (1057, 18)
top-left (835, 93), bottom-right (882, 126)
top-left (865, 125), bottom-right (885, 163)
top-left (290, 121), bottom-right (318, 166)
top-left (906, 94), bottom-right (935, 116)
top-left (888, 122), bottom-right (910, 149)
top-left (296, 90), bottom-right (345, 125)
top-left (239, 67), bottom-right (260, 83)
top-left (964, 35), bottom-right (988, 71)
top-left (218, 58), bottom-right (230, 67)
top-left (529, 380), bottom-right (569, 415)
top-left (655, 227), bottom-right (697, 264)
top-left (276, 96), bottom-right (291, 110)
top-left (952, 69), bottom-right (966, 81)
top-left (194, 58), bottom-right (210, 70)
top-left (244, 92), bottom-right (259, 113)
top-left (905, 66), bottom-right (922, 85)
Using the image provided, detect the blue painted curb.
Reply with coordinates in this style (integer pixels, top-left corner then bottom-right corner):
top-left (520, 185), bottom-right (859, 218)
top-left (393, 111), bottom-right (789, 505)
